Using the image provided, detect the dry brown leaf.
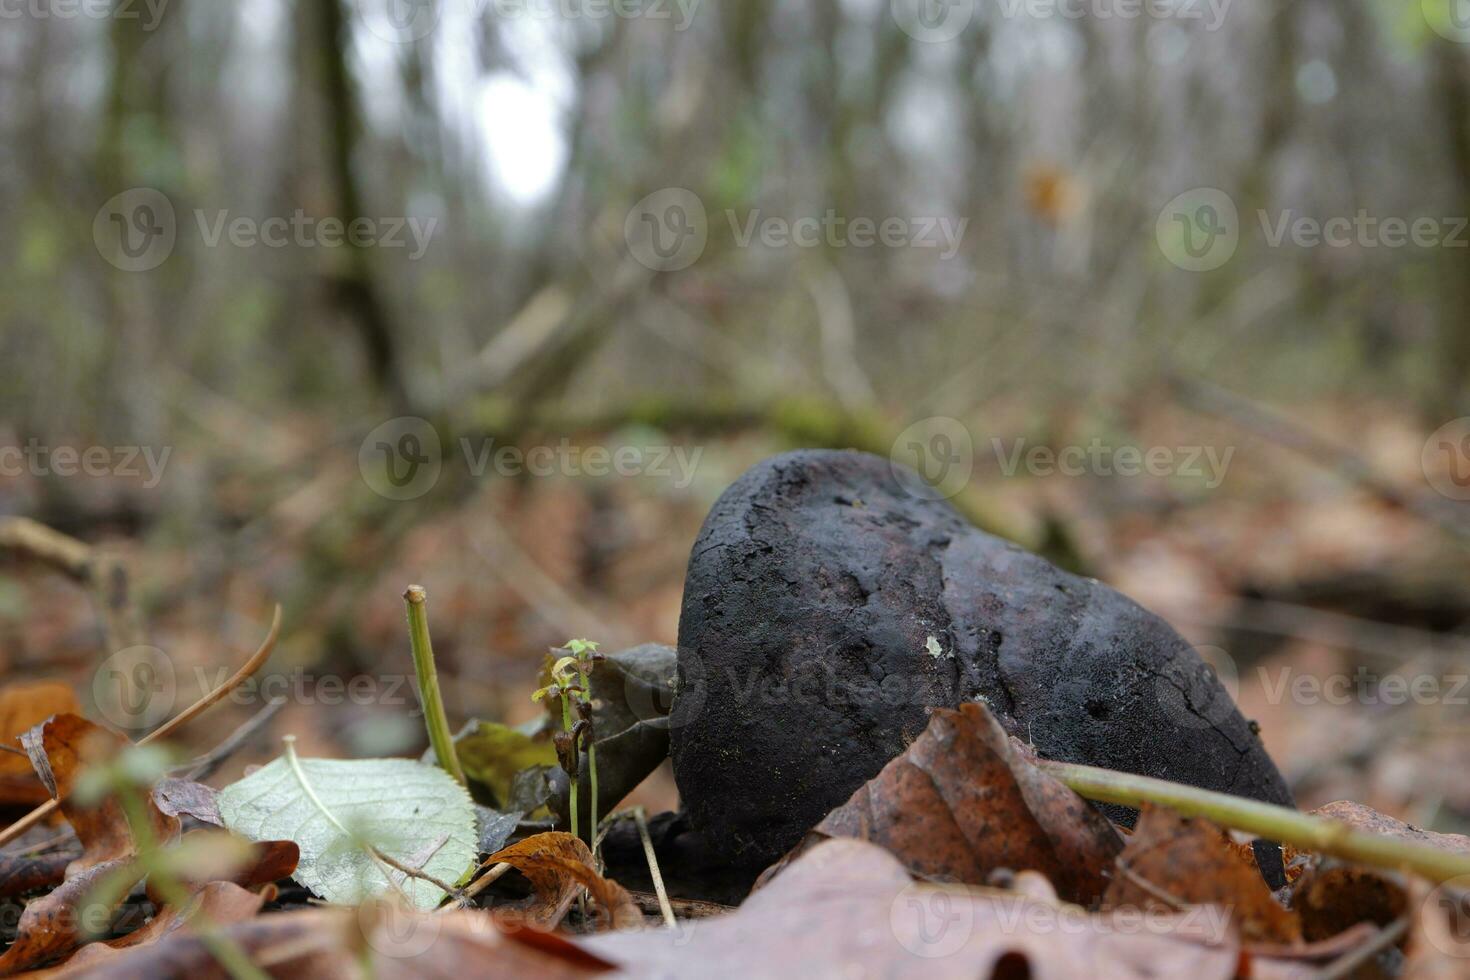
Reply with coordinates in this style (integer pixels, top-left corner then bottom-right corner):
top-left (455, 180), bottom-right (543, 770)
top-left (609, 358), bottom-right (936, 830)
top-left (780, 702), bottom-right (1122, 905)
top-left (1310, 801), bottom-right (1470, 857)
top-left (1291, 863), bottom-right (1408, 945)
top-left (31, 902), bottom-right (617, 979)
top-left (40, 880), bottom-right (272, 977)
top-left (1104, 804), bottom-right (1301, 945)
top-left (21, 713), bottom-right (179, 874)
top-left (0, 856), bottom-right (144, 976)
top-left (485, 831), bottom-right (643, 931)
top-left (0, 851), bottom-right (71, 898)
top-left (585, 837), bottom-right (1239, 979)
top-left (0, 683), bottom-right (79, 805)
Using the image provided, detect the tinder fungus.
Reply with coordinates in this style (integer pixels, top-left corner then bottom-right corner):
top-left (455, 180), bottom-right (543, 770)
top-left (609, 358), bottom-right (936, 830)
top-left (670, 450), bottom-right (1292, 867)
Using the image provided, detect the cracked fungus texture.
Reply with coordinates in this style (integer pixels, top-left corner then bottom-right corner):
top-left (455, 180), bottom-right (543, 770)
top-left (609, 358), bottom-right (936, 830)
top-left (670, 450), bottom-right (1292, 867)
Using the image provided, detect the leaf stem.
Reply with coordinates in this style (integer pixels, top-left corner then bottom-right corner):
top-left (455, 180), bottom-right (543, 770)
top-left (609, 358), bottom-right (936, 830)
top-left (403, 585), bottom-right (466, 785)
top-left (1038, 760), bottom-right (1470, 884)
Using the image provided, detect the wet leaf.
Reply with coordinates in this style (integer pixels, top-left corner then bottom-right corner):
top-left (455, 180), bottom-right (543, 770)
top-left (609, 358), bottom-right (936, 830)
top-left (782, 702), bottom-right (1123, 905)
top-left (484, 831), bottom-right (643, 930)
top-left (0, 857), bottom-right (143, 975)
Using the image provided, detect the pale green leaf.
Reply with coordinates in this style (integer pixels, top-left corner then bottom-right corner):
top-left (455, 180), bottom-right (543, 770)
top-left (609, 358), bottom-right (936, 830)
top-left (216, 748), bottom-right (476, 911)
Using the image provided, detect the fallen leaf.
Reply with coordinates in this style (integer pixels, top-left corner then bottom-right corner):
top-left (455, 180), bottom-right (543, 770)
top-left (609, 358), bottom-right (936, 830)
top-left (780, 702), bottom-right (1122, 905)
top-left (45, 880), bottom-right (272, 976)
top-left (31, 902), bottom-right (616, 979)
top-left (216, 750), bottom-right (477, 911)
top-left (1291, 863), bottom-right (1407, 945)
top-left (152, 777), bottom-right (222, 827)
top-left (1104, 805), bottom-right (1301, 944)
top-left (584, 838), bottom-right (1239, 979)
top-left (0, 850), bottom-right (72, 898)
top-left (453, 720), bottom-right (559, 810)
top-left (0, 683), bottom-right (79, 805)
top-left (1310, 801), bottom-right (1470, 857)
top-left (0, 856), bottom-right (144, 976)
top-left (485, 831), bottom-right (643, 930)
top-left (21, 714), bottom-right (179, 874)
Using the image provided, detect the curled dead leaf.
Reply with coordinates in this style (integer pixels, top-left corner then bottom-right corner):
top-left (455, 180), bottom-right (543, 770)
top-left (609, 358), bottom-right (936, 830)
top-left (484, 832), bottom-right (643, 931)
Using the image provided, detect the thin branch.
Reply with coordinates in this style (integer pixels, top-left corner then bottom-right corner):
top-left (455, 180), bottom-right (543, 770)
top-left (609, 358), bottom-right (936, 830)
top-left (173, 698), bottom-right (287, 782)
top-left (1171, 375), bottom-right (1470, 545)
top-left (1317, 917), bottom-right (1408, 979)
top-left (0, 606), bottom-right (283, 849)
top-left (1039, 759), bottom-right (1470, 884)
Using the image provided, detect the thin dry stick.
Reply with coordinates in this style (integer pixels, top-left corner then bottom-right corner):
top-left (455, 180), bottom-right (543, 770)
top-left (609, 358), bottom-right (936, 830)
top-left (1171, 376), bottom-right (1470, 544)
top-left (1316, 917), bottom-right (1409, 980)
top-left (449, 860), bottom-right (513, 909)
top-left (1114, 858), bottom-right (1189, 912)
top-left (0, 606), bottom-right (283, 849)
top-left (1039, 760), bottom-right (1470, 884)
top-left (0, 516), bottom-right (144, 653)
top-left (174, 697), bottom-right (287, 781)
top-left (633, 806), bottom-right (675, 928)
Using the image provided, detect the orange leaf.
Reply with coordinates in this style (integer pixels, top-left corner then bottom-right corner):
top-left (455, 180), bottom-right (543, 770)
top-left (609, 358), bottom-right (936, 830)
top-left (0, 682), bottom-right (79, 805)
top-left (485, 832), bottom-right (643, 931)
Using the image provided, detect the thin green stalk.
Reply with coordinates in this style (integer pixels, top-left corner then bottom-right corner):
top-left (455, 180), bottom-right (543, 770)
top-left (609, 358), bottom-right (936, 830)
top-left (1039, 760), bottom-right (1470, 884)
top-left (403, 585), bottom-right (465, 785)
top-left (562, 696), bottom-right (579, 842)
top-left (577, 665), bottom-right (598, 856)
top-left (119, 786), bottom-right (268, 980)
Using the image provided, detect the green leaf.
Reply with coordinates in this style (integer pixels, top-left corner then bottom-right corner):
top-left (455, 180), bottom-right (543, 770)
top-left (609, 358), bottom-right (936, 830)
top-left (216, 745), bottom-right (476, 911)
top-left (453, 721), bottom-right (559, 808)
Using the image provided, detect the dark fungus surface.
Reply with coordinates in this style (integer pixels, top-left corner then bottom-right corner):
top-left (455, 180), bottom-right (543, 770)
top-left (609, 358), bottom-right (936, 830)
top-left (670, 449), bottom-right (1293, 869)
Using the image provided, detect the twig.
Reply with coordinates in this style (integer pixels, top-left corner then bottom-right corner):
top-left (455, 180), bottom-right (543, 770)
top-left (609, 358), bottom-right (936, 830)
top-left (0, 606), bottom-right (283, 849)
top-left (173, 698), bottom-right (287, 781)
top-left (632, 806), bottom-right (675, 928)
top-left (1171, 376), bottom-right (1470, 544)
top-left (1114, 857), bottom-right (1188, 912)
top-left (1039, 759), bottom-right (1470, 884)
top-left (445, 860), bottom-right (514, 910)
top-left (370, 845), bottom-right (465, 903)
top-left (1316, 917), bottom-right (1408, 979)
top-left (403, 586), bottom-right (466, 785)
top-left (0, 516), bottom-right (143, 653)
